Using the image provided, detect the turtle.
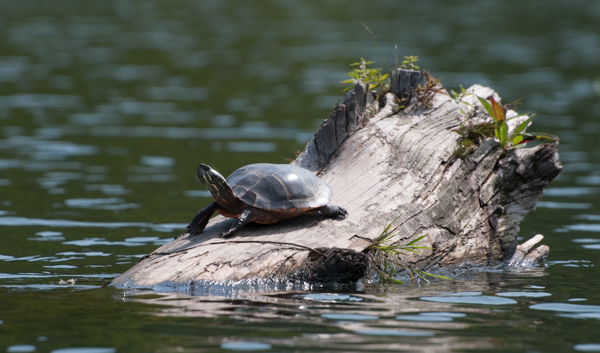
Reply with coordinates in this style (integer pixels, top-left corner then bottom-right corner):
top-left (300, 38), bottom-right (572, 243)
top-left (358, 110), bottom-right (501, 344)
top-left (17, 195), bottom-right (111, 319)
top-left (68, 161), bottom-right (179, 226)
top-left (185, 163), bottom-right (348, 238)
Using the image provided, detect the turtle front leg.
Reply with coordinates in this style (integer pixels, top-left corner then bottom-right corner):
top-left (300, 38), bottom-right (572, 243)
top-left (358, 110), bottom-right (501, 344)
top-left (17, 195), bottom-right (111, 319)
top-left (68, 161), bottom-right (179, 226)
top-left (186, 201), bottom-right (219, 236)
top-left (219, 208), bottom-right (256, 238)
top-left (319, 203), bottom-right (348, 218)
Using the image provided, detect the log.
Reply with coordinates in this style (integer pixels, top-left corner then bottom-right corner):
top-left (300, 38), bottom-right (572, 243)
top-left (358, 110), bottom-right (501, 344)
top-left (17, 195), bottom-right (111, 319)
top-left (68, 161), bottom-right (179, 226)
top-left (112, 69), bottom-right (561, 287)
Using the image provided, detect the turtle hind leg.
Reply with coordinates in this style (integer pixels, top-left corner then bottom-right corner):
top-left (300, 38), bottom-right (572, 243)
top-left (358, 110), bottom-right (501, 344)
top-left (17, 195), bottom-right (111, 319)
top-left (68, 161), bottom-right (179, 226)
top-left (186, 201), bottom-right (219, 236)
top-left (319, 203), bottom-right (348, 218)
top-left (219, 208), bottom-right (257, 238)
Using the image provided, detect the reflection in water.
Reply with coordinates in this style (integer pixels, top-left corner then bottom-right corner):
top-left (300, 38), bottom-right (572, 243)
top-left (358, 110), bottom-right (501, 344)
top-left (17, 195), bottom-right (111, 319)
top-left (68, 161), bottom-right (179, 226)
top-left (419, 294), bottom-right (517, 305)
top-left (495, 291), bottom-right (552, 298)
top-left (544, 187), bottom-right (599, 197)
top-left (395, 312), bottom-right (465, 322)
top-left (321, 313), bottom-right (379, 321)
top-left (40, 125), bottom-right (314, 143)
top-left (354, 329), bottom-right (434, 337)
top-left (531, 303), bottom-right (600, 313)
top-left (6, 345), bottom-right (37, 353)
top-left (220, 342), bottom-right (272, 351)
top-left (64, 198), bottom-right (139, 210)
top-left (63, 237), bottom-right (170, 247)
top-left (121, 279), bottom-right (560, 351)
top-left (50, 348), bottom-right (116, 353)
top-left (536, 201), bottom-right (592, 209)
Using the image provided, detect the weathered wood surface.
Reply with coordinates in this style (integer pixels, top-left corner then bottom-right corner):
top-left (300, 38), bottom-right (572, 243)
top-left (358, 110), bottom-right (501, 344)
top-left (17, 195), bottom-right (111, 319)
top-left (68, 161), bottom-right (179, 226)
top-left (112, 69), bottom-right (561, 287)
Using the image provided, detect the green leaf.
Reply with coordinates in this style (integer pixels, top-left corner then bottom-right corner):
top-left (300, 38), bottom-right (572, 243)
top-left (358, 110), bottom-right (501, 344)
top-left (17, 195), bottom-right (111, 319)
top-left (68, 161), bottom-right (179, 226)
top-left (523, 132), bottom-right (560, 142)
top-left (416, 270), bottom-right (451, 280)
top-left (511, 115), bottom-right (534, 138)
top-left (496, 121), bottom-right (509, 146)
top-left (512, 135), bottom-right (524, 146)
top-left (405, 234), bottom-right (427, 246)
top-left (476, 96), bottom-right (494, 117)
top-left (388, 278), bottom-right (404, 285)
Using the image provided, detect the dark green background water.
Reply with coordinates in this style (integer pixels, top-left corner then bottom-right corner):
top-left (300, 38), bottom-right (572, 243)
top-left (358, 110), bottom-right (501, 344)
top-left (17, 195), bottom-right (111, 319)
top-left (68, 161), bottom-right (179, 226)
top-left (1, 1), bottom-right (600, 352)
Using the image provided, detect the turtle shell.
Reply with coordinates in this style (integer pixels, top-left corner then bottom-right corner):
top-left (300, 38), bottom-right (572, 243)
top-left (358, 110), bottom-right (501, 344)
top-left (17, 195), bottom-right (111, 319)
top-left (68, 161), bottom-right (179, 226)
top-left (226, 163), bottom-right (332, 211)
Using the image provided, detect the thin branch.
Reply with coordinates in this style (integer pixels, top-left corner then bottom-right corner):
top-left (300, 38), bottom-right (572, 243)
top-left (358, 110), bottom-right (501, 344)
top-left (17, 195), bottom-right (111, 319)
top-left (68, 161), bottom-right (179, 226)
top-left (361, 22), bottom-right (390, 70)
top-left (140, 239), bottom-right (327, 261)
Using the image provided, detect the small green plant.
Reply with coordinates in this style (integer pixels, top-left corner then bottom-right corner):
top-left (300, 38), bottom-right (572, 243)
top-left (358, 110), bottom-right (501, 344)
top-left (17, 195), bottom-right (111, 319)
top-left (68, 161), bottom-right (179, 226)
top-left (476, 96), bottom-right (559, 148)
top-left (400, 55), bottom-right (420, 70)
top-left (365, 217), bottom-right (450, 285)
top-left (452, 91), bottom-right (559, 159)
top-left (452, 121), bottom-right (496, 159)
top-left (340, 58), bottom-right (389, 93)
top-left (340, 54), bottom-right (429, 106)
top-left (450, 84), bottom-right (467, 101)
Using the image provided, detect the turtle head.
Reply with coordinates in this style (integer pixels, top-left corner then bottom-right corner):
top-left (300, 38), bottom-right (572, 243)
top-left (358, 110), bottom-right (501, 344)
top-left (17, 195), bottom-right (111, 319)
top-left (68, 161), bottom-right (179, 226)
top-left (197, 164), bottom-right (237, 209)
top-left (197, 163), bottom-right (226, 186)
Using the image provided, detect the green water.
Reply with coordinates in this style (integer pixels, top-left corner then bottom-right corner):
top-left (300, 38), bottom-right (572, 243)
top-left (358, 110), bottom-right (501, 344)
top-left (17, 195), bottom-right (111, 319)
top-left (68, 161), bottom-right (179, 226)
top-left (1, 1), bottom-right (600, 352)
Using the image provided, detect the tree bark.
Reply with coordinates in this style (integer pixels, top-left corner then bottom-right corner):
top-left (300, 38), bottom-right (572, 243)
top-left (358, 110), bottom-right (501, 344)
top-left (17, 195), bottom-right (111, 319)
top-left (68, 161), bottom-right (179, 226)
top-left (112, 69), bottom-right (561, 287)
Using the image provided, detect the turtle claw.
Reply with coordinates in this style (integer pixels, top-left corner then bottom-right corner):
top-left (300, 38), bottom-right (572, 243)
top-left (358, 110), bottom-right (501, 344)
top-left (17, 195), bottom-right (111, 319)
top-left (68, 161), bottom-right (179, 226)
top-left (320, 204), bottom-right (348, 219)
top-left (186, 202), bottom-right (219, 236)
top-left (217, 208), bottom-right (253, 239)
top-left (340, 207), bottom-right (348, 218)
top-left (215, 230), bottom-right (235, 239)
top-left (185, 220), bottom-right (202, 236)
top-left (338, 206), bottom-right (349, 218)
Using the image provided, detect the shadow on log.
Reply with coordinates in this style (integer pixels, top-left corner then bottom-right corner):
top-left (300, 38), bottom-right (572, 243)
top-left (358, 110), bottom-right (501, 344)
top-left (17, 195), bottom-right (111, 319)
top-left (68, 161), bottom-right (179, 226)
top-left (112, 69), bottom-right (561, 287)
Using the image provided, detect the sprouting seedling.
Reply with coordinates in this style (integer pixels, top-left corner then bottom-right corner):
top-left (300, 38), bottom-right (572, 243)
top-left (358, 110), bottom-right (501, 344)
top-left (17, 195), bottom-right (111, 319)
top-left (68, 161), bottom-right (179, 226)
top-left (400, 55), bottom-right (420, 70)
top-left (450, 85), bottom-right (467, 100)
top-left (340, 57), bottom-right (389, 93)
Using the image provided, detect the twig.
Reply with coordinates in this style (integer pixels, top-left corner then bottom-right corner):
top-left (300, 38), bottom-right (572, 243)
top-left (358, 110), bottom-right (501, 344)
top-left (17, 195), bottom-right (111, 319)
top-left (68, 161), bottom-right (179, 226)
top-left (362, 22), bottom-right (390, 70)
top-left (140, 239), bottom-right (327, 261)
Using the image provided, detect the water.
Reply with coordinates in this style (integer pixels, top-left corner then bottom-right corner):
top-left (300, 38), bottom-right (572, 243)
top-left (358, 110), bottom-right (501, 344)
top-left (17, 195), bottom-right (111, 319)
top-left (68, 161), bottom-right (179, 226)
top-left (1, 0), bottom-right (600, 351)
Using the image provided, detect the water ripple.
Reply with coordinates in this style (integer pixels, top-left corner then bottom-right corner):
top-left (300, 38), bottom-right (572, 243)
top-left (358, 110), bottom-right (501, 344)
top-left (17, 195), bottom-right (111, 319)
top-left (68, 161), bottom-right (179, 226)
top-left (321, 313), bottom-right (379, 321)
top-left (530, 303), bottom-right (600, 312)
top-left (420, 292), bottom-right (517, 305)
top-left (354, 329), bottom-right (434, 337)
top-left (220, 342), bottom-right (272, 351)
top-left (0, 216), bottom-right (185, 230)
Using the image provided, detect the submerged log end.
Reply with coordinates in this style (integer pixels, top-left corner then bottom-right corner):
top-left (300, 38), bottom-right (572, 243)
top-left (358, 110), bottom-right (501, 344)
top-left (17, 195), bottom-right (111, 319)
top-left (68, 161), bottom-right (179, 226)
top-left (430, 140), bottom-right (561, 270)
top-left (508, 234), bottom-right (549, 267)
